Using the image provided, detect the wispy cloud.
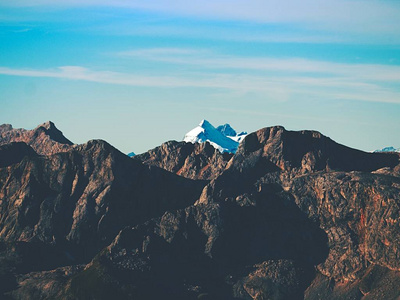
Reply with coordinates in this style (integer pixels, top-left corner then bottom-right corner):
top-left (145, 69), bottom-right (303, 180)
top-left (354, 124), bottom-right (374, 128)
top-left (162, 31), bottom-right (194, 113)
top-left (119, 48), bottom-right (400, 82)
top-left (1, 60), bottom-right (399, 104)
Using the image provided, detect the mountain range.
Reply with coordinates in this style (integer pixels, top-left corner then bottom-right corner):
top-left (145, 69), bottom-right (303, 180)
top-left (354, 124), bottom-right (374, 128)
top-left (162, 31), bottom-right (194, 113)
top-left (0, 121), bottom-right (400, 299)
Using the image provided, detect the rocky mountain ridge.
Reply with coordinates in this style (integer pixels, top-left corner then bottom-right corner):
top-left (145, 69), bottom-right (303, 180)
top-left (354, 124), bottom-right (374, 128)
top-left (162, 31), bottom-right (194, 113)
top-left (0, 121), bottom-right (73, 155)
top-left (1, 122), bottom-right (400, 299)
top-left (0, 137), bottom-right (206, 297)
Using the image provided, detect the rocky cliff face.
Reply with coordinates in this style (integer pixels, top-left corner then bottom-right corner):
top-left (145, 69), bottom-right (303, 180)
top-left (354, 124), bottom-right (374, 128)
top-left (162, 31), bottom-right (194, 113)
top-left (1, 125), bottom-right (400, 299)
top-left (0, 139), bottom-right (206, 295)
top-left (134, 140), bottom-right (232, 180)
top-left (195, 126), bottom-right (400, 298)
top-left (0, 121), bottom-right (73, 155)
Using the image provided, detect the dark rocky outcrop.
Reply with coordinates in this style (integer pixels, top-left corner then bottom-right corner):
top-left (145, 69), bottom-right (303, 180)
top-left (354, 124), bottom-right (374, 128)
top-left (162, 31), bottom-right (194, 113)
top-left (134, 141), bottom-right (232, 180)
top-left (57, 198), bottom-right (328, 299)
top-left (0, 143), bottom-right (38, 168)
top-left (0, 122), bottom-right (73, 156)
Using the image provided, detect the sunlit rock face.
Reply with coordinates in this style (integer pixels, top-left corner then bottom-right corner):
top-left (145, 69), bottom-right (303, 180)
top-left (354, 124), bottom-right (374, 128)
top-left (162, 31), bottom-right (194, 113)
top-left (0, 121), bottom-right (73, 156)
top-left (134, 140), bottom-right (233, 180)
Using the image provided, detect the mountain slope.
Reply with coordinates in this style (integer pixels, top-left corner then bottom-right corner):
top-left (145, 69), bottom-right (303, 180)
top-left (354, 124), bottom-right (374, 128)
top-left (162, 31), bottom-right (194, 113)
top-left (0, 139), bottom-right (207, 295)
top-left (65, 127), bottom-right (400, 299)
top-left (134, 140), bottom-right (233, 180)
top-left (0, 121), bottom-right (73, 155)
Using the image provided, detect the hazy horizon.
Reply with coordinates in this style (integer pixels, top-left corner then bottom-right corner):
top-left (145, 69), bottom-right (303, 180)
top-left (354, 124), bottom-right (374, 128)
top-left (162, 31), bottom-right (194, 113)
top-left (1, 1), bottom-right (399, 154)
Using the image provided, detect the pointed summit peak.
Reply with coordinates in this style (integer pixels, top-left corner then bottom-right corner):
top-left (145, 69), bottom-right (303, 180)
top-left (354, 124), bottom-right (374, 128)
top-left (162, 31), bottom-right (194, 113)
top-left (199, 119), bottom-right (213, 128)
top-left (184, 120), bottom-right (246, 153)
top-left (37, 121), bottom-right (57, 131)
top-left (0, 121), bottom-right (73, 155)
top-left (34, 121), bottom-right (73, 146)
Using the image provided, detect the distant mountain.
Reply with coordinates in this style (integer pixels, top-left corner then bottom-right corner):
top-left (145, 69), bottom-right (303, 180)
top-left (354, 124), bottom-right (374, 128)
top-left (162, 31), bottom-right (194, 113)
top-left (216, 123), bottom-right (247, 143)
top-left (183, 120), bottom-right (246, 153)
top-left (374, 146), bottom-right (400, 153)
top-left (0, 121), bottom-right (73, 155)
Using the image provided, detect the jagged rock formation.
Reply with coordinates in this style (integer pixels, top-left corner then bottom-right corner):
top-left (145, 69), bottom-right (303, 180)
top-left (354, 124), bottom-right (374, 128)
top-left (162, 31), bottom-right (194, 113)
top-left (0, 139), bottom-right (206, 295)
top-left (196, 126), bottom-right (400, 298)
top-left (56, 192), bottom-right (328, 299)
top-left (0, 121), bottom-right (73, 155)
top-left (1, 125), bottom-right (400, 299)
top-left (134, 140), bottom-right (232, 180)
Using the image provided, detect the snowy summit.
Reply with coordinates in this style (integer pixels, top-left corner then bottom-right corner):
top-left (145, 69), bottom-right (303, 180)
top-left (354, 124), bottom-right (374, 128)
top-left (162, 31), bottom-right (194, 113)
top-left (374, 146), bottom-right (400, 153)
top-left (183, 120), bottom-right (247, 153)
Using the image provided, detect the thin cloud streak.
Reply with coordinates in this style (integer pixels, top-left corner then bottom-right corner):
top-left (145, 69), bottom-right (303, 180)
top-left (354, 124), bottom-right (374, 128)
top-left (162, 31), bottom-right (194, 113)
top-left (120, 48), bottom-right (400, 82)
top-left (0, 64), bottom-right (399, 104)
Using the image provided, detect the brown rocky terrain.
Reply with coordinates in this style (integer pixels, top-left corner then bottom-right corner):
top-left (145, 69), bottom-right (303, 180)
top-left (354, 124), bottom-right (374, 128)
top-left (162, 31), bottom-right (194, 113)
top-left (0, 138), bottom-right (206, 296)
top-left (1, 124), bottom-right (400, 299)
top-left (134, 140), bottom-right (232, 180)
top-left (0, 121), bottom-right (73, 155)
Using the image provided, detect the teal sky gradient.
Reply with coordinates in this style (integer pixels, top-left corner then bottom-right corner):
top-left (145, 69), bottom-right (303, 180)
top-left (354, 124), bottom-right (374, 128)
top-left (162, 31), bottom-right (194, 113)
top-left (1, 1), bottom-right (400, 153)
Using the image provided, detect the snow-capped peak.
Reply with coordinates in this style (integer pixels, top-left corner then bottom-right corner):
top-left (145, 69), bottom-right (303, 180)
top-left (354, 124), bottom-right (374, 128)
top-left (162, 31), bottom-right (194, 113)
top-left (216, 124), bottom-right (237, 137)
top-left (183, 120), bottom-right (247, 153)
top-left (199, 119), bottom-right (212, 128)
top-left (374, 146), bottom-right (400, 153)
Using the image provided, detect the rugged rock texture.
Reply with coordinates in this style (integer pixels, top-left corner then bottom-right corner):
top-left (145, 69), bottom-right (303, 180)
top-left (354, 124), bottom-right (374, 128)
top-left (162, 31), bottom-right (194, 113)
top-left (0, 122), bottom-right (73, 155)
top-left (9, 265), bottom-right (84, 300)
top-left (57, 199), bottom-right (327, 299)
top-left (1, 125), bottom-right (400, 299)
top-left (134, 141), bottom-right (232, 180)
top-left (0, 139), bottom-right (206, 295)
top-left (56, 126), bottom-right (400, 300)
top-left (195, 126), bottom-right (400, 298)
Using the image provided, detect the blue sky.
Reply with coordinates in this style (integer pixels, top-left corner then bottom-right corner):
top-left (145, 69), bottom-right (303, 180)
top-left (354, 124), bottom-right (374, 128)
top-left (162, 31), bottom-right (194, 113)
top-left (1, 1), bottom-right (399, 154)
